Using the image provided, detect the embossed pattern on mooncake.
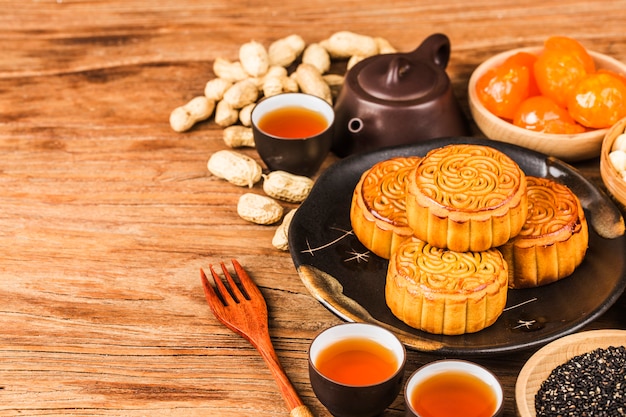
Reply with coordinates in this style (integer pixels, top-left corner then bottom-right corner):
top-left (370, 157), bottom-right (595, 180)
top-left (386, 238), bottom-right (508, 335)
top-left (350, 156), bottom-right (421, 259)
top-left (414, 144), bottom-right (522, 211)
top-left (406, 144), bottom-right (528, 252)
top-left (396, 240), bottom-right (504, 291)
top-left (501, 176), bottom-right (589, 289)
top-left (361, 156), bottom-right (420, 225)
top-left (518, 176), bottom-right (584, 238)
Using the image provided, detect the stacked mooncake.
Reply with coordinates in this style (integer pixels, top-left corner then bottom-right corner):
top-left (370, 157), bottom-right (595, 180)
top-left (350, 144), bottom-right (588, 335)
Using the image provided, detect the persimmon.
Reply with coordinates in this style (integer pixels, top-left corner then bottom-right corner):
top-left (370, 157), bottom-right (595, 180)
top-left (478, 36), bottom-right (625, 135)
top-left (567, 72), bottom-right (626, 129)
top-left (597, 69), bottom-right (626, 87)
top-left (476, 52), bottom-right (538, 120)
top-left (534, 48), bottom-right (590, 108)
top-left (513, 95), bottom-right (586, 134)
top-left (503, 51), bottom-right (540, 96)
top-left (544, 36), bottom-right (595, 73)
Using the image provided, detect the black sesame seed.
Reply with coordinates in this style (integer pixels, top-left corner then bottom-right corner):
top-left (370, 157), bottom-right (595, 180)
top-left (535, 346), bottom-right (626, 417)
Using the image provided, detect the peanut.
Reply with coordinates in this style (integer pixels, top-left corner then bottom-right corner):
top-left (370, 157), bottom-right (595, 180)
top-left (272, 208), bottom-right (297, 251)
top-left (207, 150), bottom-right (262, 188)
top-left (323, 73), bottom-right (345, 101)
top-left (169, 96), bottom-right (215, 132)
top-left (237, 193), bottom-right (284, 225)
top-left (375, 36), bottom-right (397, 54)
top-left (222, 79), bottom-right (259, 109)
top-left (282, 75), bottom-right (299, 93)
top-left (239, 40), bottom-right (269, 77)
top-left (267, 65), bottom-right (289, 78)
top-left (214, 99), bottom-right (239, 127)
top-left (322, 73), bottom-right (344, 87)
top-left (320, 31), bottom-right (378, 59)
top-left (268, 34), bottom-right (306, 67)
top-left (204, 78), bottom-right (233, 101)
top-left (250, 65), bottom-right (288, 90)
top-left (239, 103), bottom-right (255, 127)
top-left (302, 43), bottom-right (331, 74)
top-left (213, 58), bottom-right (249, 82)
top-left (347, 55), bottom-right (366, 70)
top-left (223, 125), bottom-right (255, 148)
top-left (295, 63), bottom-right (332, 104)
top-left (262, 170), bottom-right (313, 203)
top-left (262, 75), bottom-right (285, 97)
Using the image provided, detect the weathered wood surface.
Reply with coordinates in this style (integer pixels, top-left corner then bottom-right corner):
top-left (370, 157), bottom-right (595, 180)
top-left (1, 1), bottom-right (625, 416)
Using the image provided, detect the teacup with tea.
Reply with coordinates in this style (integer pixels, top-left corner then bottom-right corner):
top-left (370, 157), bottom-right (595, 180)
top-left (251, 92), bottom-right (334, 177)
top-left (308, 322), bottom-right (406, 417)
top-left (404, 359), bottom-right (503, 417)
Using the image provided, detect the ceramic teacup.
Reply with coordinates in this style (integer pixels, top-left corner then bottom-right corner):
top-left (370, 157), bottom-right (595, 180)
top-left (308, 322), bottom-right (406, 417)
top-left (404, 359), bottom-right (504, 417)
top-left (251, 92), bottom-right (334, 177)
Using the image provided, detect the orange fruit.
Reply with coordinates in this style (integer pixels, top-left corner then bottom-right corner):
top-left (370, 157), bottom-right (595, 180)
top-left (567, 72), bottom-right (626, 129)
top-left (544, 36), bottom-right (595, 73)
top-left (597, 69), bottom-right (626, 87)
top-left (533, 48), bottom-right (590, 108)
top-left (476, 53), bottom-right (537, 120)
top-left (513, 95), bottom-right (586, 134)
top-left (503, 52), bottom-right (540, 96)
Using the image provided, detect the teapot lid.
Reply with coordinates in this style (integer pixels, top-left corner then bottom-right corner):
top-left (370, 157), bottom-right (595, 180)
top-left (352, 33), bottom-right (451, 102)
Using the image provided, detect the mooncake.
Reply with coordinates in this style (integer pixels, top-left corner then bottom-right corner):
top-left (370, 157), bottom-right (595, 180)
top-left (350, 156), bottom-right (421, 259)
top-left (499, 176), bottom-right (589, 288)
top-left (406, 144), bottom-right (528, 252)
top-left (385, 237), bottom-right (508, 335)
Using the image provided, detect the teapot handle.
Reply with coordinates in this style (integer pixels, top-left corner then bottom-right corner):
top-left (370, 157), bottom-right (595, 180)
top-left (410, 33), bottom-right (450, 70)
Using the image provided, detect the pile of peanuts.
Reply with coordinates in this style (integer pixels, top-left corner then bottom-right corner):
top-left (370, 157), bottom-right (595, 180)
top-left (169, 31), bottom-right (396, 135)
top-left (169, 31), bottom-right (396, 250)
top-left (207, 149), bottom-right (314, 250)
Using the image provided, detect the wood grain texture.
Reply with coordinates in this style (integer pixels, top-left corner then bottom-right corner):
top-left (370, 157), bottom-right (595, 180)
top-left (1, 1), bottom-right (626, 416)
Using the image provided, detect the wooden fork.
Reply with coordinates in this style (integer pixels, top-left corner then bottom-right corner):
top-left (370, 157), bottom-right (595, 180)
top-left (200, 259), bottom-right (314, 417)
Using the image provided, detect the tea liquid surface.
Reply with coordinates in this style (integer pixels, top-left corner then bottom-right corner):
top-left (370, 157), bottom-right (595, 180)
top-left (409, 370), bottom-right (497, 417)
top-left (258, 106), bottom-right (327, 139)
top-left (314, 337), bottom-right (398, 385)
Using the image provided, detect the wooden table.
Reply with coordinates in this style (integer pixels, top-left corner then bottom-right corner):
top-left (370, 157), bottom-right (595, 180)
top-left (2, 1), bottom-right (625, 416)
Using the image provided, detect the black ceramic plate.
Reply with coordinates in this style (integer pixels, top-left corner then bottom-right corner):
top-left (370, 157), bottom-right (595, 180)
top-left (289, 137), bottom-right (626, 356)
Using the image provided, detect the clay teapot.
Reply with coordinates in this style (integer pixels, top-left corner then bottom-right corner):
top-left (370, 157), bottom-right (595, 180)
top-left (331, 33), bottom-right (469, 157)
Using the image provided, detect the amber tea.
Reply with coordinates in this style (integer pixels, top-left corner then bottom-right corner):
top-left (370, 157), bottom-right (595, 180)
top-left (409, 370), bottom-right (498, 417)
top-left (257, 106), bottom-right (328, 139)
top-left (314, 337), bottom-right (398, 386)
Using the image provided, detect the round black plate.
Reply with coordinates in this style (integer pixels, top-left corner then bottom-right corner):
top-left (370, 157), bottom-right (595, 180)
top-left (288, 137), bottom-right (626, 356)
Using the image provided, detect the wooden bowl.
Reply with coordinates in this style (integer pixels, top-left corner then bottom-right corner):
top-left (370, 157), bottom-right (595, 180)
top-left (515, 329), bottom-right (626, 417)
top-left (600, 116), bottom-right (626, 211)
top-left (468, 47), bottom-right (626, 162)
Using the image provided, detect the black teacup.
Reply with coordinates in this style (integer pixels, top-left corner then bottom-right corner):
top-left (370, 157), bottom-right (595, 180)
top-left (308, 323), bottom-right (406, 417)
top-left (251, 93), bottom-right (334, 177)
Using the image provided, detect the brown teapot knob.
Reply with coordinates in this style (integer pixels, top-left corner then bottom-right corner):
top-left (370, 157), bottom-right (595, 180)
top-left (385, 56), bottom-right (412, 87)
top-left (410, 33), bottom-right (450, 70)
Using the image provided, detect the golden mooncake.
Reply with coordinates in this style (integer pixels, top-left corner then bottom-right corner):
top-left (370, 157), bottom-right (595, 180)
top-left (385, 237), bottom-right (508, 335)
top-left (499, 176), bottom-right (589, 288)
top-left (350, 156), bottom-right (421, 259)
top-left (406, 144), bottom-right (528, 252)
